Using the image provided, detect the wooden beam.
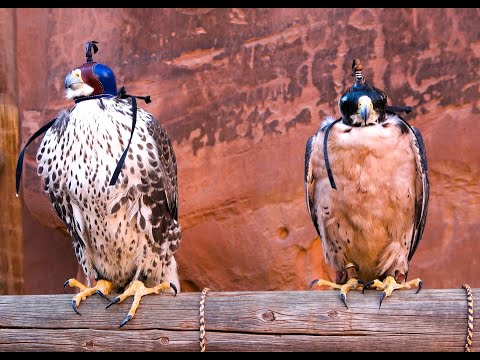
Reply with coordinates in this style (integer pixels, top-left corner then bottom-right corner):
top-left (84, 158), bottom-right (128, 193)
top-left (0, 289), bottom-right (477, 351)
top-left (0, 8), bottom-right (23, 295)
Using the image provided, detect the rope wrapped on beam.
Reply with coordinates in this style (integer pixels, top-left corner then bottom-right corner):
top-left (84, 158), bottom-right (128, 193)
top-left (462, 284), bottom-right (474, 352)
top-left (199, 287), bottom-right (210, 352)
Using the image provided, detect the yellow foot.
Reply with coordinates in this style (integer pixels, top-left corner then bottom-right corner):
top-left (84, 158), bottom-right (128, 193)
top-left (63, 278), bottom-right (114, 315)
top-left (368, 275), bottom-right (423, 308)
top-left (106, 280), bottom-right (177, 328)
top-left (310, 277), bottom-right (366, 309)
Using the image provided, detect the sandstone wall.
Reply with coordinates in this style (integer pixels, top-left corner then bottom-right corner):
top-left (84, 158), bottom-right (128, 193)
top-left (16, 8), bottom-right (480, 293)
top-left (0, 8), bottom-right (23, 294)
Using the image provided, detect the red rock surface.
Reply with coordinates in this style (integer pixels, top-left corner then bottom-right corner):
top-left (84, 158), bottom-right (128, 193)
top-left (15, 8), bottom-right (480, 293)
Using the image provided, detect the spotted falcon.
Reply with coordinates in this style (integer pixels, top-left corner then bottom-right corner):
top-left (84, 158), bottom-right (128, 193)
top-left (25, 42), bottom-right (180, 327)
top-left (306, 59), bottom-right (429, 308)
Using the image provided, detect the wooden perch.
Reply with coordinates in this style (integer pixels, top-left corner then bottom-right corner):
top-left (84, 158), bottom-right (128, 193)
top-left (0, 288), bottom-right (478, 352)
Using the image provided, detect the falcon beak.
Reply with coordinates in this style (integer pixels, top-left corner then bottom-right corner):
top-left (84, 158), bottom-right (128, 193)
top-left (65, 72), bottom-right (82, 90)
top-left (359, 102), bottom-right (370, 124)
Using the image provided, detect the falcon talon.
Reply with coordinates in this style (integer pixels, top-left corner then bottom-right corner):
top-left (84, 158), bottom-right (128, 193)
top-left (340, 293), bottom-right (349, 309)
top-left (119, 315), bottom-right (133, 328)
top-left (170, 283), bottom-right (178, 296)
top-left (309, 279), bottom-right (319, 289)
top-left (379, 292), bottom-right (387, 309)
top-left (96, 290), bottom-right (111, 302)
top-left (357, 279), bottom-right (369, 293)
top-left (71, 300), bottom-right (81, 315)
top-left (415, 280), bottom-right (423, 294)
top-left (106, 297), bottom-right (120, 309)
top-left (63, 280), bottom-right (70, 293)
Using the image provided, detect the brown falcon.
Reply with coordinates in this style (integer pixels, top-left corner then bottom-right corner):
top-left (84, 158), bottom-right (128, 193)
top-left (19, 42), bottom-right (180, 327)
top-left (306, 60), bottom-right (429, 308)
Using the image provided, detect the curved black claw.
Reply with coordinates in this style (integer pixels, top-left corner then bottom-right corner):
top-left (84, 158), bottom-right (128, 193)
top-left (96, 290), bottom-right (111, 302)
top-left (357, 279), bottom-right (369, 294)
top-left (340, 293), bottom-right (349, 309)
top-left (309, 279), bottom-right (319, 289)
top-left (170, 283), bottom-right (178, 296)
top-left (71, 299), bottom-right (81, 315)
top-left (106, 297), bottom-right (120, 309)
top-left (415, 280), bottom-right (423, 294)
top-left (119, 314), bottom-right (133, 328)
top-left (379, 291), bottom-right (387, 309)
top-left (366, 280), bottom-right (374, 289)
top-left (63, 280), bottom-right (70, 294)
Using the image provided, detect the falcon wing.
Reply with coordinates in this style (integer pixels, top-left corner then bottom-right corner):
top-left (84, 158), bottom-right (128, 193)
top-left (37, 110), bottom-right (89, 264)
top-left (146, 115), bottom-right (179, 221)
top-left (136, 112), bottom-right (180, 256)
top-left (304, 133), bottom-right (321, 238)
top-left (405, 122), bottom-right (429, 261)
top-left (38, 112), bottom-right (74, 235)
top-left (106, 100), bottom-right (180, 256)
top-left (305, 117), bottom-right (339, 240)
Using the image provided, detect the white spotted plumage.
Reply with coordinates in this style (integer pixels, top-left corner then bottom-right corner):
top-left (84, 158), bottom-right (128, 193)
top-left (37, 97), bottom-right (180, 292)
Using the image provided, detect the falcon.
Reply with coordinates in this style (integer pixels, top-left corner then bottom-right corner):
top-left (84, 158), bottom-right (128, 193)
top-left (18, 41), bottom-right (180, 327)
top-left (305, 59), bottom-right (429, 308)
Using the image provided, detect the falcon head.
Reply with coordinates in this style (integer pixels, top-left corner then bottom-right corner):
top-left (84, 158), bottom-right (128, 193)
top-left (338, 59), bottom-right (387, 126)
top-left (65, 68), bottom-right (94, 99)
top-left (65, 41), bottom-right (117, 100)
